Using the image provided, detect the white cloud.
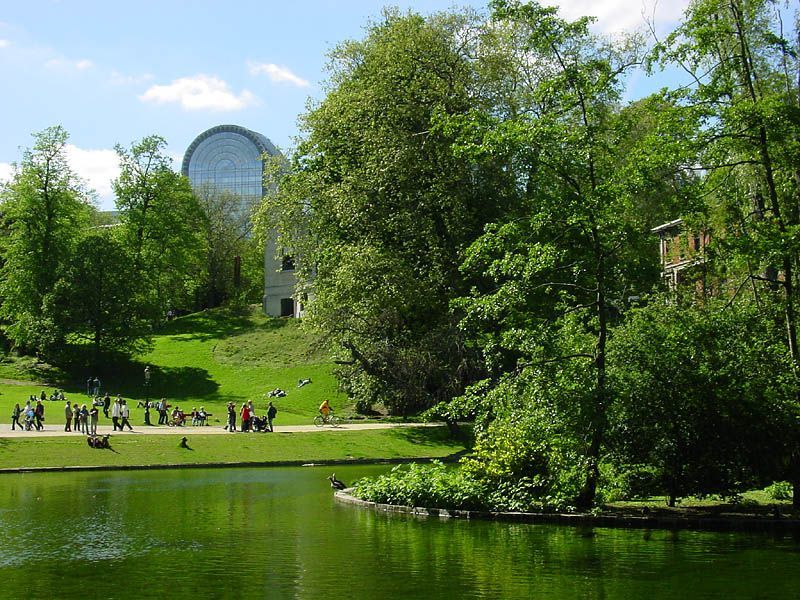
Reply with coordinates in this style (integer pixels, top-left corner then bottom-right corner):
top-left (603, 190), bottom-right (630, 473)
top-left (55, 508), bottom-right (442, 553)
top-left (139, 74), bottom-right (259, 111)
top-left (109, 69), bottom-right (154, 86)
top-left (248, 62), bottom-right (310, 87)
top-left (0, 39), bottom-right (10, 49)
top-left (0, 162), bottom-right (14, 183)
top-left (45, 57), bottom-right (94, 71)
top-left (65, 145), bottom-right (119, 203)
top-left (544, 0), bottom-right (689, 35)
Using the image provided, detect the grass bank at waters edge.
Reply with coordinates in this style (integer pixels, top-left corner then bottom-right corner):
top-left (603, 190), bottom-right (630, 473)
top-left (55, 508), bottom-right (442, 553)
top-left (0, 307), bottom-right (352, 426)
top-left (0, 426), bottom-right (467, 471)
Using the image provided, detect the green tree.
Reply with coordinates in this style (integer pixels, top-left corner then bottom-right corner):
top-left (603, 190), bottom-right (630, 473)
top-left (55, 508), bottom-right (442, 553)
top-left (449, 0), bottom-right (687, 508)
top-left (608, 297), bottom-right (797, 505)
top-left (113, 135), bottom-right (206, 319)
top-left (48, 229), bottom-right (152, 364)
top-left (0, 125), bottom-right (91, 353)
top-left (263, 8), bottom-right (513, 415)
top-left (652, 0), bottom-right (800, 504)
top-left (195, 184), bottom-right (259, 308)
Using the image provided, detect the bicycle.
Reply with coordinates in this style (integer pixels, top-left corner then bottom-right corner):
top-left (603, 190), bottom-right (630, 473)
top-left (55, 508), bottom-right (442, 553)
top-left (313, 413), bottom-right (340, 428)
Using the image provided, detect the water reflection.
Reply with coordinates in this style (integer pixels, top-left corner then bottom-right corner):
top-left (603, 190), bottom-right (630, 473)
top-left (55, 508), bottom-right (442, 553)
top-left (0, 466), bottom-right (795, 599)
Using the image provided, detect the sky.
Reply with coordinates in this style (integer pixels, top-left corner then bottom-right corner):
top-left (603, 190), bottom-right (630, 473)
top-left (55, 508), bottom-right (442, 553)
top-left (0, 0), bottom-right (691, 210)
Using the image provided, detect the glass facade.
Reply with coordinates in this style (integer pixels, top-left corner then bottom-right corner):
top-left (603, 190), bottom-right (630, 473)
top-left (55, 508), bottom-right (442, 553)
top-left (182, 125), bottom-right (279, 223)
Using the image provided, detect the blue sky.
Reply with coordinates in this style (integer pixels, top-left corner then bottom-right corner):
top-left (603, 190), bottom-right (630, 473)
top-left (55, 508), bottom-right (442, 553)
top-left (0, 0), bottom-right (690, 210)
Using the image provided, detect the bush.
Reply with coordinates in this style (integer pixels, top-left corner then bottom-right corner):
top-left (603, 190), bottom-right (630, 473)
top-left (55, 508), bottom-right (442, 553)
top-left (353, 461), bottom-right (486, 511)
top-left (765, 481), bottom-right (793, 501)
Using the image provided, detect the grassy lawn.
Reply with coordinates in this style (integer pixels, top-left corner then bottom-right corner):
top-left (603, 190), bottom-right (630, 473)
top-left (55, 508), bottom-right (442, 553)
top-left (0, 426), bottom-right (466, 470)
top-left (605, 490), bottom-right (797, 518)
top-left (0, 307), bottom-right (352, 426)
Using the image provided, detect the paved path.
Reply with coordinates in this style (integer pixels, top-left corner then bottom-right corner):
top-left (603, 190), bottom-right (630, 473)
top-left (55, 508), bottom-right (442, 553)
top-left (0, 421), bottom-right (436, 438)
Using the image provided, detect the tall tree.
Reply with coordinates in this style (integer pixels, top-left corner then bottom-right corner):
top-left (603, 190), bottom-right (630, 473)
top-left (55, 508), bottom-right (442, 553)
top-left (113, 135), bottom-right (206, 319)
top-left (48, 229), bottom-right (152, 364)
top-left (449, 0), bottom-right (689, 507)
top-left (652, 0), bottom-right (800, 504)
top-left (0, 125), bottom-right (91, 353)
top-left (263, 8), bottom-right (514, 414)
top-left (194, 184), bottom-right (255, 308)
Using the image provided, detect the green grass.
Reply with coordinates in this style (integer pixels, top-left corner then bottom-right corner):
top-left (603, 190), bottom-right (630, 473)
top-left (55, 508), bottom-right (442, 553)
top-left (0, 427), bottom-right (466, 470)
top-left (0, 306), bottom-right (351, 426)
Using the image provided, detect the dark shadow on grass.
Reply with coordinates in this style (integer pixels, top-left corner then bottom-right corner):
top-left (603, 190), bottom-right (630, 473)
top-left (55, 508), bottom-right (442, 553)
top-left (386, 425), bottom-right (475, 450)
top-left (157, 308), bottom-right (294, 343)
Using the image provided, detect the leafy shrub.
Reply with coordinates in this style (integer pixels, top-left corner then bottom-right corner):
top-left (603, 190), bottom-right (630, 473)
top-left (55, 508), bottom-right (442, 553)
top-left (765, 481), bottom-right (793, 501)
top-left (353, 461), bottom-right (486, 511)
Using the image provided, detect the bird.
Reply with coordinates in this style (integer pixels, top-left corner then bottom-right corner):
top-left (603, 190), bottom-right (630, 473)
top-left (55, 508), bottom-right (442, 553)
top-left (328, 473), bottom-right (346, 490)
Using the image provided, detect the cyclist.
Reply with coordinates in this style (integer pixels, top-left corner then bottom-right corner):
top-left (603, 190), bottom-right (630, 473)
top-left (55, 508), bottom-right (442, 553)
top-left (319, 400), bottom-right (333, 422)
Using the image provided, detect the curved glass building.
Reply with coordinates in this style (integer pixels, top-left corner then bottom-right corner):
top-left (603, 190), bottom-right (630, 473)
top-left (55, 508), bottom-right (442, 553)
top-left (182, 125), bottom-right (298, 317)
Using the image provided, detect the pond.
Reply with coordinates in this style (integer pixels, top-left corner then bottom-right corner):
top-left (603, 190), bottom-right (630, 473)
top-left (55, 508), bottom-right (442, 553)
top-left (0, 465), bottom-right (796, 599)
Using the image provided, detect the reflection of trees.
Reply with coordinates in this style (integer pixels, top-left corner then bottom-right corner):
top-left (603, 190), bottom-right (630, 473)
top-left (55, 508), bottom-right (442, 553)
top-left (0, 468), bottom-right (797, 598)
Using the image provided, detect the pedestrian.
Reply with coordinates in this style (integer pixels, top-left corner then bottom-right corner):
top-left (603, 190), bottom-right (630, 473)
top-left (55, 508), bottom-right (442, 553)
top-left (11, 403), bottom-right (23, 431)
top-left (158, 398), bottom-right (169, 425)
top-left (89, 405), bottom-right (99, 436)
top-left (72, 403), bottom-right (80, 434)
top-left (120, 399), bottom-right (133, 431)
top-left (226, 402), bottom-right (237, 432)
top-left (34, 400), bottom-right (45, 431)
top-left (93, 376), bottom-right (101, 396)
top-left (267, 401), bottom-right (277, 432)
top-left (144, 365), bottom-right (151, 385)
top-left (86, 377), bottom-right (92, 397)
top-left (64, 400), bottom-right (73, 432)
top-left (240, 402), bottom-right (250, 433)
top-left (111, 396), bottom-right (122, 431)
top-left (79, 404), bottom-right (89, 434)
top-left (103, 392), bottom-right (111, 418)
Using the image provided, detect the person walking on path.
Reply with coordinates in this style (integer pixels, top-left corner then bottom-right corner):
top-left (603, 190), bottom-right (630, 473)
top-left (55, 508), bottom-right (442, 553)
top-left (34, 400), bottom-right (45, 431)
top-left (72, 403), bottom-right (80, 434)
top-left (144, 401), bottom-right (152, 426)
top-left (103, 392), bottom-right (111, 418)
top-left (89, 405), bottom-right (99, 436)
top-left (64, 401), bottom-right (73, 432)
top-left (267, 402), bottom-right (277, 432)
top-left (86, 377), bottom-right (92, 397)
top-left (93, 377), bottom-right (101, 397)
top-left (11, 403), bottom-right (23, 431)
top-left (111, 396), bottom-right (122, 431)
top-left (120, 399), bottom-right (133, 431)
top-left (79, 404), bottom-right (89, 434)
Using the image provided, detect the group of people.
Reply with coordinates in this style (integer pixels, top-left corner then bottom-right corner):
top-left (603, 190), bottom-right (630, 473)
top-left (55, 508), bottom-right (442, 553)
top-left (9, 380), bottom-right (311, 436)
top-left (225, 400), bottom-right (278, 433)
top-left (11, 399), bottom-right (46, 431)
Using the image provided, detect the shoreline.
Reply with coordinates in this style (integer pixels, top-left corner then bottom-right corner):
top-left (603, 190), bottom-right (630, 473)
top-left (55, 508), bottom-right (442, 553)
top-left (0, 455), bottom-right (459, 475)
top-left (334, 489), bottom-right (800, 534)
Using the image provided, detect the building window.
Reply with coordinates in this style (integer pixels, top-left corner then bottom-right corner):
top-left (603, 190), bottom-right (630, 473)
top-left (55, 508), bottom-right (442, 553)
top-left (281, 255), bottom-right (295, 271)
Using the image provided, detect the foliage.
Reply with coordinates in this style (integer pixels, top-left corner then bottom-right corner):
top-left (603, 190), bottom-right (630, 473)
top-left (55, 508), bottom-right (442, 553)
top-left (0, 125), bottom-right (92, 354)
top-left (262, 8), bottom-right (510, 415)
top-left (608, 297), bottom-right (800, 505)
top-left (765, 481), bottom-right (793, 501)
top-left (650, 0), bottom-right (800, 505)
top-left (194, 184), bottom-right (262, 308)
top-left (113, 135), bottom-right (207, 319)
top-left (446, 0), bottom-right (690, 507)
top-left (48, 228), bottom-right (152, 364)
top-left (354, 461), bottom-right (486, 511)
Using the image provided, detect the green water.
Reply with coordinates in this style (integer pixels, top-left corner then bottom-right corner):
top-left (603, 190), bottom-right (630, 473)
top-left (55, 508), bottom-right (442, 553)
top-left (0, 465), bottom-right (796, 599)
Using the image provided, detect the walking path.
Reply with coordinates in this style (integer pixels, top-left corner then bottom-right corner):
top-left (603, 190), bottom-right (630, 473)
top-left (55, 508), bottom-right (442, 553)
top-left (0, 421), bottom-right (436, 438)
